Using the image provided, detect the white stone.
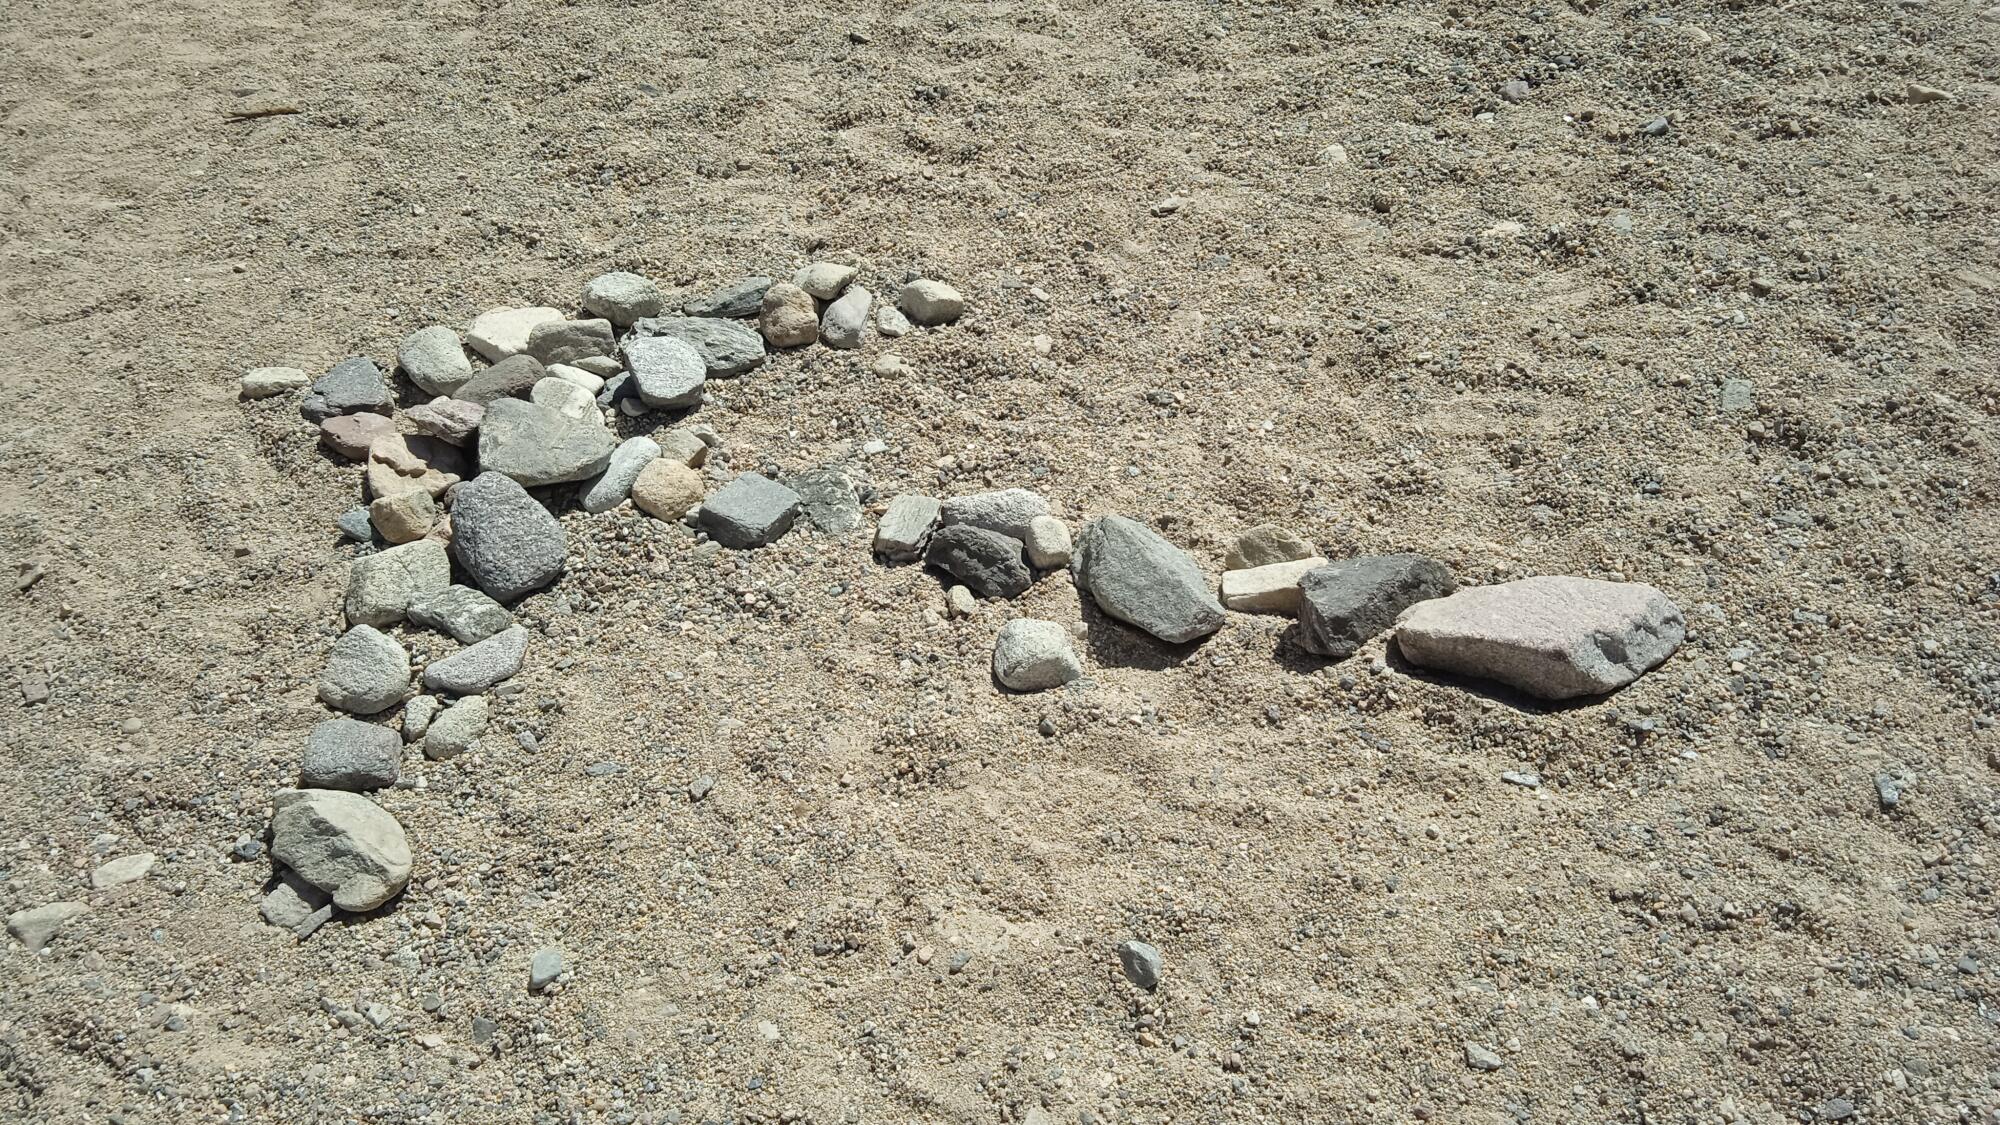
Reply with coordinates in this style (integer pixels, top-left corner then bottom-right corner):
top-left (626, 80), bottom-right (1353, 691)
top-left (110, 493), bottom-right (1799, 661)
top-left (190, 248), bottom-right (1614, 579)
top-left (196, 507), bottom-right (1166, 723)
top-left (531, 376), bottom-right (597, 421)
top-left (90, 852), bottom-right (156, 889)
top-left (547, 364), bottom-right (605, 394)
top-left (1219, 557), bottom-right (1327, 614)
top-left (1023, 515), bottom-right (1072, 569)
top-left (241, 367), bottom-right (309, 399)
top-left (466, 306), bottom-right (564, 362)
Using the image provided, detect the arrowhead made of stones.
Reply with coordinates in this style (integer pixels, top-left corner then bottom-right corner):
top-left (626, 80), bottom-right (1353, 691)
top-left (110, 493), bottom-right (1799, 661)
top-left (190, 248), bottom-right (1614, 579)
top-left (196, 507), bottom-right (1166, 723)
top-left (1296, 554), bottom-right (1455, 658)
top-left (477, 398), bottom-right (617, 487)
top-left (422, 624), bottom-right (528, 694)
top-left (1394, 576), bottom-right (1685, 700)
top-left (1071, 516), bottom-right (1223, 644)
top-left (450, 472), bottom-right (566, 601)
top-left (269, 788), bottom-right (413, 912)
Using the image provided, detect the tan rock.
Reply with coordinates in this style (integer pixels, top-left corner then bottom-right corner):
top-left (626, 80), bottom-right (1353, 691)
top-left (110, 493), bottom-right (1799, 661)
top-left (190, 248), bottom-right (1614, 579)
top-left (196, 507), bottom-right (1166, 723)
top-left (366, 433), bottom-right (467, 500)
top-left (1224, 524), bottom-right (1316, 571)
top-left (630, 460), bottom-right (705, 520)
top-left (1219, 556), bottom-right (1327, 614)
top-left (657, 427), bottom-right (710, 467)
top-left (758, 282), bottom-right (819, 348)
top-left (369, 490), bottom-right (437, 544)
top-left (320, 413), bottom-right (397, 461)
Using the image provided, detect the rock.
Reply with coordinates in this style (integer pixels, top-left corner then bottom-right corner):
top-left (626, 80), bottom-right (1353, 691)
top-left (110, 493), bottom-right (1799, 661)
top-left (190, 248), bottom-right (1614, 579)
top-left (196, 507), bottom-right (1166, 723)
top-left (337, 508), bottom-right (375, 542)
top-left (698, 473), bottom-right (801, 548)
top-left (573, 354), bottom-right (623, 377)
top-left (466, 306), bottom-right (563, 362)
top-left (1221, 556), bottom-right (1328, 614)
top-left (793, 261), bottom-right (857, 299)
top-left (300, 718), bottom-right (401, 791)
top-left (8, 902), bottom-right (87, 952)
top-left (758, 281), bottom-right (819, 348)
top-left (408, 584), bottom-right (513, 643)
top-left (1225, 524), bottom-right (1316, 571)
top-left (450, 473), bottom-right (565, 600)
top-left (623, 336), bottom-right (708, 409)
top-left (683, 276), bottom-right (772, 318)
top-left (1498, 78), bottom-right (1531, 104)
top-left (656, 427), bottom-right (710, 467)
top-left (1071, 516), bottom-right (1224, 643)
top-left (423, 695), bottom-right (489, 760)
top-left (819, 286), bottom-right (871, 349)
top-left (1905, 82), bottom-right (1953, 104)
top-left (477, 398), bottom-right (616, 487)
top-left (311, 357), bottom-right (392, 418)
top-left (366, 432), bottom-right (467, 501)
top-left (423, 624), bottom-right (529, 694)
top-left (580, 271), bottom-right (663, 326)
top-left (241, 366), bottom-right (309, 399)
top-left (947, 585), bottom-right (977, 618)
top-left (530, 376), bottom-right (597, 421)
top-left (319, 412), bottom-right (397, 460)
top-left (529, 947), bottom-right (563, 991)
top-left (898, 280), bottom-right (964, 326)
top-left (873, 494), bottom-right (940, 561)
top-left (991, 619), bottom-right (1082, 691)
top-left (1024, 515), bottom-right (1073, 569)
top-left (580, 436), bottom-right (662, 514)
top-left (269, 788), bottom-right (413, 911)
top-left (369, 490), bottom-right (437, 544)
top-left (631, 459), bottom-right (706, 520)
top-left (875, 304), bottom-right (912, 338)
top-left (926, 524), bottom-right (1031, 600)
top-left (1117, 940), bottom-right (1162, 990)
top-left (940, 488), bottom-right (1050, 540)
top-left (1394, 576), bottom-right (1685, 699)
top-left (871, 354), bottom-right (913, 378)
top-left (455, 353), bottom-right (546, 405)
top-left (259, 870), bottom-right (328, 929)
top-left (629, 316), bottom-right (765, 376)
top-left (90, 853), bottom-right (156, 889)
top-left (344, 539), bottom-right (451, 627)
top-left (398, 326), bottom-right (474, 395)
top-left (526, 318), bottom-right (616, 367)
top-left (786, 469), bottom-right (862, 534)
top-left (1874, 773), bottom-right (1909, 811)
top-left (1297, 555), bottom-right (1456, 658)
top-left (318, 626), bottom-right (411, 714)
top-left (547, 364), bottom-right (605, 394)
top-left (404, 397), bottom-right (483, 446)
top-left (1464, 1043), bottom-right (1504, 1071)
top-left (403, 695), bottom-right (440, 743)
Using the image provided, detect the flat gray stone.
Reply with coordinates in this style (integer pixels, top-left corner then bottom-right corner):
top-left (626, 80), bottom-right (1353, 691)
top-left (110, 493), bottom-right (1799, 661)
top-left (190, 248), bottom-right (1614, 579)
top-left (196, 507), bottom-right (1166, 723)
top-left (404, 397), bottom-right (484, 447)
top-left (1719, 378), bottom-right (1756, 412)
top-left (819, 286), bottom-right (872, 349)
top-left (1297, 554), bottom-right (1455, 659)
top-left (530, 376), bottom-right (597, 421)
top-left (529, 947), bottom-right (563, 991)
top-left (630, 316), bottom-right (765, 377)
top-left (682, 276), bottom-right (772, 318)
top-left (477, 398), bottom-right (616, 487)
top-left (698, 473), bottom-right (800, 549)
top-left (581, 436), bottom-right (662, 514)
top-left (344, 539), bottom-right (451, 628)
top-left (992, 619), bottom-right (1082, 692)
top-left (337, 508), bottom-right (375, 542)
top-left (8, 901), bottom-right (87, 952)
top-left (942, 488), bottom-right (1050, 541)
top-left (422, 624), bottom-right (529, 694)
top-left (259, 870), bottom-right (329, 930)
top-left (423, 694), bottom-right (489, 760)
top-left (785, 468), bottom-right (862, 534)
top-left (403, 695), bottom-right (440, 743)
top-left (301, 718), bottom-right (401, 792)
top-left (398, 327), bottom-right (473, 396)
top-left (311, 357), bottom-right (391, 417)
top-left (450, 472), bottom-right (566, 601)
top-left (526, 318), bottom-right (616, 367)
top-left (90, 852), bottom-right (156, 889)
top-left (407, 584), bottom-right (513, 643)
top-left (456, 354), bottom-right (546, 406)
top-left (241, 366), bottom-right (309, 399)
top-left (1464, 1043), bottom-right (1505, 1071)
top-left (875, 304), bottom-right (912, 337)
top-left (1117, 940), bottom-right (1162, 990)
top-left (1395, 576), bottom-right (1686, 699)
top-left (269, 788), bottom-right (412, 912)
top-left (874, 494), bottom-right (940, 561)
top-left (318, 626), bottom-right (410, 715)
top-left (926, 524), bottom-right (1031, 600)
top-left (1071, 516), bottom-right (1224, 643)
top-left (623, 336), bottom-right (707, 409)
top-left (581, 271), bottom-right (663, 326)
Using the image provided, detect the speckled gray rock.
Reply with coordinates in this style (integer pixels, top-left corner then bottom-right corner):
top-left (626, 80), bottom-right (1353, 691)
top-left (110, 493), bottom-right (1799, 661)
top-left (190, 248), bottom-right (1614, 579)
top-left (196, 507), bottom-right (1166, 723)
top-left (90, 852), bottom-right (156, 888)
top-left (1024, 515), bottom-right (1072, 569)
top-left (898, 279), bottom-right (964, 325)
top-left (698, 473), bottom-right (800, 549)
top-left (581, 271), bottom-right (664, 326)
top-left (526, 318), bottom-right (616, 367)
top-left (926, 524), bottom-right (1031, 600)
top-left (422, 694), bottom-right (489, 760)
top-left (1072, 516), bottom-right (1224, 643)
top-left (398, 327), bottom-right (474, 396)
top-left (874, 494), bottom-right (940, 561)
top-left (407, 584), bottom-right (514, 643)
top-left (337, 508), bottom-right (376, 542)
top-left (1296, 554), bottom-right (1455, 659)
top-left (8, 902), bottom-right (87, 953)
top-left (344, 539), bottom-right (451, 627)
top-left (941, 488), bottom-right (1050, 541)
top-left (819, 286), bottom-right (872, 349)
top-left (1117, 940), bottom-right (1163, 990)
top-left (311, 357), bottom-right (392, 417)
top-left (477, 398), bottom-right (616, 486)
top-left (1395, 576), bottom-right (1685, 700)
top-left (875, 304), bottom-right (912, 338)
top-left (581, 436), bottom-right (662, 514)
top-left (991, 619), bottom-right (1082, 692)
top-left (402, 695), bottom-right (441, 743)
top-left (682, 276), bottom-right (772, 318)
top-left (623, 336), bottom-right (707, 409)
top-left (786, 468), bottom-right (862, 534)
top-left (449, 472), bottom-right (566, 601)
top-left (301, 718), bottom-right (401, 792)
top-left (318, 626), bottom-right (410, 715)
top-left (422, 624), bottom-right (528, 694)
top-left (259, 870), bottom-right (328, 930)
top-left (404, 397), bottom-right (484, 446)
top-left (455, 354), bottom-right (546, 406)
top-left (269, 788), bottom-right (412, 912)
top-left (630, 316), bottom-right (765, 376)
top-left (529, 947), bottom-right (563, 991)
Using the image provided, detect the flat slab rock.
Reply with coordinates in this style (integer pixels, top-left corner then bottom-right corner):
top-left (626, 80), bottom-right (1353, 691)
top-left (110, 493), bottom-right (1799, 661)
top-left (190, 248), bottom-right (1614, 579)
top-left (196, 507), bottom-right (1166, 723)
top-left (630, 316), bottom-right (765, 376)
top-left (423, 624), bottom-right (529, 694)
top-left (1394, 576), bottom-right (1686, 700)
top-left (477, 398), bottom-right (616, 487)
top-left (698, 472), bottom-right (800, 548)
top-left (1071, 516), bottom-right (1223, 644)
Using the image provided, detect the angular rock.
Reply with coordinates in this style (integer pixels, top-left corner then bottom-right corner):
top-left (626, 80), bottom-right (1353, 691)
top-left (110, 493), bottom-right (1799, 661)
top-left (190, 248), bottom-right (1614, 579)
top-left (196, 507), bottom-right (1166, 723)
top-left (1225, 524), bottom-right (1316, 571)
top-left (819, 286), bottom-right (871, 349)
top-left (1394, 576), bottom-right (1685, 699)
top-left (8, 902), bottom-right (87, 952)
top-left (404, 397), bottom-right (484, 446)
top-left (526, 318), bottom-right (616, 367)
top-left (408, 584), bottom-right (514, 644)
top-left (629, 316), bottom-right (765, 376)
top-left (403, 695), bottom-right (440, 743)
top-left (456, 353), bottom-right (547, 406)
top-left (947, 584), bottom-right (976, 618)
top-left (581, 436), bottom-right (661, 514)
top-left (529, 947), bottom-right (563, 991)
top-left (398, 326), bottom-right (474, 396)
top-left (269, 788), bottom-right (413, 911)
top-left (758, 281), bottom-right (819, 348)
top-left (344, 539), bottom-right (451, 627)
top-left (786, 468), bottom-right (862, 534)
top-left (580, 271), bottom-right (663, 326)
top-left (301, 718), bottom-right (401, 792)
top-left (423, 694), bottom-right (489, 760)
top-left (898, 279), bottom-right (964, 326)
top-left (366, 432), bottom-right (466, 500)
top-left (1297, 554), bottom-right (1455, 658)
top-left (992, 619), bottom-right (1082, 691)
top-left (311, 357), bottom-right (392, 418)
top-left (320, 412), bottom-right (396, 460)
top-left (1464, 1043), bottom-right (1505, 1071)
top-left (241, 366), bottom-right (309, 399)
top-left (941, 488), bottom-right (1050, 541)
top-left (874, 494), bottom-right (940, 561)
top-left (875, 304), bottom-right (912, 338)
top-left (1071, 516), bottom-right (1224, 643)
top-left (337, 508), bottom-right (375, 542)
top-left (260, 870), bottom-right (328, 929)
top-left (623, 336), bottom-right (707, 409)
top-left (793, 261), bottom-right (857, 299)
top-left (423, 624), bottom-right (528, 694)
top-left (631, 459), bottom-right (705, 520)
top-left (477, 398), bottom-right (616, 487)
top-left (1220, 556), bottom-right (1327, 614)
top-left (530, 376), bottom-right (597, 421)
top-left (926, 524), bottom-right (1031, 600)
top-left (90, 852), bottom-right (156, 889)
top-left (698, 473), bottom-right (800, 548)
top-left (1024, 515), bottom-right (1072, 569)
top-left (450, 472), bottom-right (566, 601)
top-left (683, 276), bottom-right (772, 319)
top-left (369, 489), bottom-right (437, 544)
top-left (1117, 940), bottom-right (1162, 990)
top-left (657, 427), bottom-right (710, 467)
top-left (466, 306), bottom-right (563, 362)
top-left (318, 625), bottom-right (411, 714)
top-left (547, 364), bottom-right (605, 394)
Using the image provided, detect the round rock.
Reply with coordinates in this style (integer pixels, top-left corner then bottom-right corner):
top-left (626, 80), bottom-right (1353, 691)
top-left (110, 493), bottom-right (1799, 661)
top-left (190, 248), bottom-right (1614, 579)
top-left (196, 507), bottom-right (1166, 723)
top-left (992, 619), bottom-right (1082, 692)
top-left (580, 271), bottom-right (664, 326)
top-left (398, 326), bottom-right (474, 396)
top-left (449, 472), bottom-right (566, 601)
top-left (318, 625), bottom-right (411, 715)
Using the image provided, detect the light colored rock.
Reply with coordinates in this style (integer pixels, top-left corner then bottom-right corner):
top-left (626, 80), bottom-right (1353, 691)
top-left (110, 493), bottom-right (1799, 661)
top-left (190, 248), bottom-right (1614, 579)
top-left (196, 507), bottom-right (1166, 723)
top-left (874, 494), bottom-right (940, 561)
top-left (241, 367), bottom-right (309, 399)
top-left (819, 286), bottom-right (871, 349)
top-left (630, 459), bottom-right (705, 520)
top-left (365, 432), bottom-right (466, 500)
top-left (259, 871), bottom-right (328, 929)
top-left (402, 695), bottom-right (441, 743)
top-left (269, 788), bottom-right (412, 911)
top-left (1024, 515), bottom-right (1072, 569)
top-left (580, 271), bottom-right (664, 326)
top-left (898, 279), bottom-right (964, 325)
top-left (581, 436), bottom-right (662, 514)
top-left (758, 281), bottom-right (819, 348)
top-left (1117, 940), bottom-right (1162, 990)
top-left (941, 488), bottom-right (1052, 542)
top-left (991, 619), bottom-right (1082, 691)
top-left (90, 853), bottom-right (156, 889)
top-left (793, 261), bottom-right (858, 299)
top-left (623, 336), bottom-right (707, 408)
top-left (404, 397), bottom-right (483, 446)
top-left (7, 902), bottom-right (87, 952)
top-left (1395, 576), bottom-right (1685, 699)
top-left (320, 412), bottom-right (397, 460)
top-left (947, 585), bottom-right (977, 618)
top-left (1219, 556), bottom-right (1326, 614)
top-left (875, 304), bottom-right (912, 338)
top-left (785, 468), bottom-right (862, 534)
top-left (526, 318), bottom-right (616, 367)
top-left (1225, 524), bottom-right (1316, 571)
top-left (450, 472), bottom-right (566, 600)
top-left (344, 539), bottom-right (451, 627)
top-left (369, 490), bottom-right (437, 544)
top-left (656, 427), bottom-right (710, 467)
top-left (547, 364), bottom-right (605, 394)
top-left (477, 398), bottom-right (616, 487)
top-left (529, 946), bottom-right (563, 991)
top-left (300, 718), bottom-right (401, 791)
top-left (466, 306), bottom-right (563, 362)
top-left (398, 326), bottom-right (473, 395)
top-left (318, 625), bottom-right (411, 714)
top-left (531, 376), bottom-right (597, 421)
top-left (1071, 516), bottom-right (1224, 644)
top-left (407, 585), bottom-right (513, 643)
top-left (423, 694), bottom-right (489, 760)
top-left (423, 624), bottom-right (528, 694)
top-left (1298, 554), bottom-right (1456, 659)
top-left (698, 473), bottom-right (800, 548)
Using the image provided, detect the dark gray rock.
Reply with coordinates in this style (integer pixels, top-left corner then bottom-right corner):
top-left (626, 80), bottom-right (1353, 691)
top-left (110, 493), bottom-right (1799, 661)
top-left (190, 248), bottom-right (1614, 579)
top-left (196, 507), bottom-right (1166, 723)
top-left (1071, 516), bottom-right (1223, 643)
top-left (698, 473), bottom-right (800, 549)
top-left (450, 472), bottom-right (565, 600)
top-left (1296, 554), bottom-right (1456, 660)
top-left (630, 316), bottom-right (765, 376)
top-left (477, 398), bottom-right (616, 487)
top-left (422, 625), bottom-right (528, 694)
top-left (301, 718), bottom-right (401, 792)
top-left (337, 508), bottom-right (376, 542)
top-left (455, 354), bottom-right (546, 405)
top-left (623, 337), bottom-right (707, 409)
top-left (311, 357), bottom-right (391, 417)
top-left (682, 276), bottom-right (773, 318)
top-left (407, 584), bottom-right (514, 643)
top-left (926, 524), bottom-right (1031, 600)
top-left (941, 488), bottom-right (1050, 541)
top-left (785, 468), bottom-right (862, 535)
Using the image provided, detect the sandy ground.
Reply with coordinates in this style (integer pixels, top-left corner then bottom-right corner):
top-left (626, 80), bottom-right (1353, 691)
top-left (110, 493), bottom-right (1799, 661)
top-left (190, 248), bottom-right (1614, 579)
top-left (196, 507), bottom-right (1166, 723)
top-left (3, 1), bottom-right (1999, 1122)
